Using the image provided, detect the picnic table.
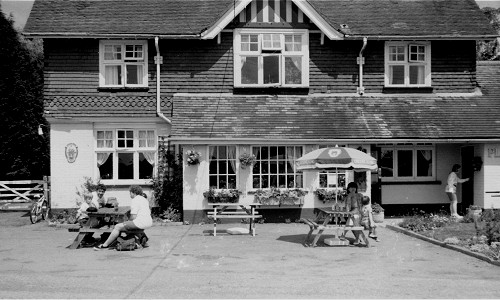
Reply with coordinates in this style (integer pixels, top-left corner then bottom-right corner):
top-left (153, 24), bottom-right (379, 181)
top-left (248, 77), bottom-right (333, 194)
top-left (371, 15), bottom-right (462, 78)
top-left (67, 206), bottom-right (132, 249)
top-left (302, 208), bottom-right (370, 247)
top-left (207, 203), bottom-right (262, 236)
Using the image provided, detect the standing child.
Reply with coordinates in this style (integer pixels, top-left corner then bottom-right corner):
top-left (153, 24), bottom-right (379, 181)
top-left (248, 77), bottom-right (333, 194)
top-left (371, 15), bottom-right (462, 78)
top-left (75, 193), bottom-right (96, 226)
top-left (360, 196), bottom-right (380, 242)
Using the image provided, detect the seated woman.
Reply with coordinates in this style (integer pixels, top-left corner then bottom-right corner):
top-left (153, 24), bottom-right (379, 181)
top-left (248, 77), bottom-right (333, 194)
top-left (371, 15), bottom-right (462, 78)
top-left (94, 185), bottom-right (152, 250)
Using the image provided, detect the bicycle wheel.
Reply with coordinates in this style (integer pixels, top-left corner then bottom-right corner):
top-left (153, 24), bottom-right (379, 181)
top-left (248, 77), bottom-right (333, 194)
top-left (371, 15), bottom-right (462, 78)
top-left (29, 204), bottom-right (39, 224)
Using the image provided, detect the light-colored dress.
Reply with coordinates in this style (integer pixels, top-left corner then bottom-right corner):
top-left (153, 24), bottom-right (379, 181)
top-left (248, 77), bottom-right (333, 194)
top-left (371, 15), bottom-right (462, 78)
top-left (445, 172), bottom-right (467, 194)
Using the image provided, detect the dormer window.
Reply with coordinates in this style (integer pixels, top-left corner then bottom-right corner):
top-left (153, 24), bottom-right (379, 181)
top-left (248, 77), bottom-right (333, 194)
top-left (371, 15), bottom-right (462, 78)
top-left (234, 29), bottom-right (309, 88)
top-left (99, 40), bottom-right (148, 88)
top-left (385, 42), bottom-right (431, 87)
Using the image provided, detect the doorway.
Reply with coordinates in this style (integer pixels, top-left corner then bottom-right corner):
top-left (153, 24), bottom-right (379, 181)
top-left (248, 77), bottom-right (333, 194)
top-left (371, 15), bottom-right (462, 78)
top-left (460, 146), bottom-right (474, 215)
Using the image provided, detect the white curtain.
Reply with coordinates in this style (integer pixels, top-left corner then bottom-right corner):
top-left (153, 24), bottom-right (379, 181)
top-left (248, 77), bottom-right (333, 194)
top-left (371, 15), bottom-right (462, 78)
top-left (419, 150), bottom-right (432, 176)
top-left (209, 146), bottom-right (216, 163)
top-left (97, 153), bottom-right (111, 167)
top-left (105, 66), bottom-right (120, 85)
top-left (286, 146), bottom-right (296, 172)
top-left (142, 152), bottom-right (156, 167)
top-left (228, 146), bottom-right (236, 174)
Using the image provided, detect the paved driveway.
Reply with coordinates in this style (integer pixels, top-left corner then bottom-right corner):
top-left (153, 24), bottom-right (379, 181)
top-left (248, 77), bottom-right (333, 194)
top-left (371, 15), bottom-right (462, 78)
top-left (1, 212), bottom-right (499, 299)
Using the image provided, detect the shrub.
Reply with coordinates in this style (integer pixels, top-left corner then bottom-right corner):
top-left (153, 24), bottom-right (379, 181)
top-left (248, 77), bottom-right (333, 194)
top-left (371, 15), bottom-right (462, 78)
top-left (399, 212), bottom-right (451, 232)
top-left (480, 209), bottom-right (500, 244)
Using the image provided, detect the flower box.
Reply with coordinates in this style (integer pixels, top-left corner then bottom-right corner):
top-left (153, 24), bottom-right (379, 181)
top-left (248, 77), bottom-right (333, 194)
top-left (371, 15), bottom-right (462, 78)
top-left (254, 187), bottom-right (306, 206)
top-left (203, 188), bottom-right (241, 204)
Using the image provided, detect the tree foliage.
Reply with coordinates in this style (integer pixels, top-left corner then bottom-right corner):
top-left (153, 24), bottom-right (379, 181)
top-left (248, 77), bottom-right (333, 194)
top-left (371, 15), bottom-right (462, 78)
top-left (0, 12), bottom-right (48, 180)
top-left (477, 7), bottom-right (500, 61)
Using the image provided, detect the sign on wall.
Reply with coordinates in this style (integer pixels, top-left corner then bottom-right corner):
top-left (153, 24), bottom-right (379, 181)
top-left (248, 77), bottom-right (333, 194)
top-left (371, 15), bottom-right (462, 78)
top-left (65, 143), bottom-right (78, 163)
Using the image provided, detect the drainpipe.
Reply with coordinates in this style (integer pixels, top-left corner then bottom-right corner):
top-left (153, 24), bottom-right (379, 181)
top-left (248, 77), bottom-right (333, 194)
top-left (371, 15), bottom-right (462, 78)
top-left (357, 37), bottom-right (368, 95)
top-left (155, 36), bottom-right (171, 124)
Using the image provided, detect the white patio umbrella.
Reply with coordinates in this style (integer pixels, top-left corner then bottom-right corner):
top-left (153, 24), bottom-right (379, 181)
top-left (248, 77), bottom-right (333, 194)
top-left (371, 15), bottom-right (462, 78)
top-left (296, 147), bottom-right (378, 205)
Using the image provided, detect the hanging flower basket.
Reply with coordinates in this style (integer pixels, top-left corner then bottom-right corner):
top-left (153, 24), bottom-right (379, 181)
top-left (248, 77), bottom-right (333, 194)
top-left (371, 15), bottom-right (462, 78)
top-left (239, 153), bottom-right (256, 169)
top-left (254, 187), bottom-right (306, 206)
top-left (186, 150), bottom-right (201, 165)
top-left (203, 188), bottom-right (241, 203)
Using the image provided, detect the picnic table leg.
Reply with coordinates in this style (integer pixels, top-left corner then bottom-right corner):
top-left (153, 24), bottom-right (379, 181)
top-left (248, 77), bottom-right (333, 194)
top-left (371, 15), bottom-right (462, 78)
top-left (304, 225), bottom-right (315, 246)
top-left (213, 207), bottom-right (217, 236)
top-left (311, 228), bottom-right (325, 247)
top-left (67, 232), bottom-right (90, 249)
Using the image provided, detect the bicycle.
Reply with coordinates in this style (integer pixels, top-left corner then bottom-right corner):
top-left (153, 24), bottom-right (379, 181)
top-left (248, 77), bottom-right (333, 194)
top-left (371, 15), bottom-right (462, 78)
top-left (30, 194), bottom-right (50, 224)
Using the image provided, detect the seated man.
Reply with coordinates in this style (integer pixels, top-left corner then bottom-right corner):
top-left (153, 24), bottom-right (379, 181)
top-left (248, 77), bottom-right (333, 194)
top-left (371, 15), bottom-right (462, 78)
top-left (92, 184), bottom-right (107, 208)
top-left (94, 185), bottom-right (152, 250)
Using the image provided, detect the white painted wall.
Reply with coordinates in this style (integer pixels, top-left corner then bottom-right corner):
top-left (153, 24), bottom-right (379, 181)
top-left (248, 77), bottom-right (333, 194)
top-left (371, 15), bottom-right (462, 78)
top-left (483, 143), bottom-right (500, 209)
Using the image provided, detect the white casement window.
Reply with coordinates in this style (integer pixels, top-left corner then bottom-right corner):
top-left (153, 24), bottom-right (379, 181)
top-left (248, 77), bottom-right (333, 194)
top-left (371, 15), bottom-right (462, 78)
top-left (234, 29), bottom-right (309, 87)
top-left (95, 129), bottom-right (156, 184)
top-left (251, 146), bottom-right (303, 189)
top-left (99, 40), bottom-right (148, 88)
top-left (379, 144), bottom-right (435, 181)
top-left (385, 42), bottom-right (431, 87)
top-left (208, 146), bottom-right (237, 189)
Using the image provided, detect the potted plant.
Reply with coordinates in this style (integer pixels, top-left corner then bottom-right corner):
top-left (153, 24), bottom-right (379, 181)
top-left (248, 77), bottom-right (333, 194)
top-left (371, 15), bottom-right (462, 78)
top-left (254, 187), bottom-right (306, 206)
top-left (372, 203), bottom-right (385, 223)
top-left (467, 205), bottom-right (482, 219)
top-left (203, 188), bottom-right (241, 203)
top-left (186, 150), bottom-right (201, 165)
top-left (239, 152), bottom-right (256, 169)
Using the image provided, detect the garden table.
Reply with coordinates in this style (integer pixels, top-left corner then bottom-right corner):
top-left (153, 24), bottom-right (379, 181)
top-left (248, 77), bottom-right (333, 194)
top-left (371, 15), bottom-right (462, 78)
top-left (67, 206), bottom-right (131, 249)
top-left (207, 203), bottom-right (262, 236)
top-left (304, 208), bottom-right (369, 247)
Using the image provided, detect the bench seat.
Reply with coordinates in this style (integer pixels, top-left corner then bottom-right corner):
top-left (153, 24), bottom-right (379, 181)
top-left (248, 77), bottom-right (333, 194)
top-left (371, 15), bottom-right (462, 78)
top-left (207, 215), bottom-right (262, 219)
top-left (207, 211), bottom-right (259, 215)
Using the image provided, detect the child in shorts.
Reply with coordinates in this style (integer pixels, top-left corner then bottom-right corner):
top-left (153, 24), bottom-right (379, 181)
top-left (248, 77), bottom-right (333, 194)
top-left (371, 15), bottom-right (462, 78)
top-left (360, 196), bottom-right (380, 242)
top-left (75, 193), bottom-right (93, 226)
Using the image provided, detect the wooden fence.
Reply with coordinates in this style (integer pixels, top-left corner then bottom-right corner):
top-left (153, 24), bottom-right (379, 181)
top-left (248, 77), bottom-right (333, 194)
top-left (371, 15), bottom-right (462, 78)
top-left (0, 176), bottom-right (50, 210)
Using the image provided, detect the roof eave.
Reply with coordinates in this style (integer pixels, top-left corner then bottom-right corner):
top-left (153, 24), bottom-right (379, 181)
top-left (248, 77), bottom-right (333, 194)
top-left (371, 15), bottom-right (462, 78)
top-left (201, 0), bottom-right (253, 39)
top-left (344, 34), bottom-right (500, 40)
top-left (23, 33), bottom-right (201, 39)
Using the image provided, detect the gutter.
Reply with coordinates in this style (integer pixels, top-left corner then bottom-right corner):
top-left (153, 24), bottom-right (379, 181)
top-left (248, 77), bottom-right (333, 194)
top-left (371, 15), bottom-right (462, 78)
top-left (154, 37), bottom-right (171, 125)
top-left (357, 37), bottom-right (367, 95)
top-left (344, 35), bottom-right (499, 40)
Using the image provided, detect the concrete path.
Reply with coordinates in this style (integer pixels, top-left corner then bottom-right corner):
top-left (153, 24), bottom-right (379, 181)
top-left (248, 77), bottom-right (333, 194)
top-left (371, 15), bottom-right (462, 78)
top-left (0, 212), bottom-right (499, 299)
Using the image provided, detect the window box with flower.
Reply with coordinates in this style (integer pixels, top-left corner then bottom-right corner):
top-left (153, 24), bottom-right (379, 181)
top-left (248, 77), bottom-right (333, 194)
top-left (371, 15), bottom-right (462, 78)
top-left (203, 188), bottom-right (241, 203)
top-left (186, 150), bottom-right (201, 165)
top-left (254, 187), bottom-right (306, 206)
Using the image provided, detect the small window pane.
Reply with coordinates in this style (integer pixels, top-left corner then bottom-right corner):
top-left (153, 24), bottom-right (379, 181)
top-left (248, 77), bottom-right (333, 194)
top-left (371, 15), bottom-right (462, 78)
top-left (241, 56), bottom-right (258, 84)
top-left (389, 46), bottom-right (405, 61)
top-left (389, 65), bottom-right (405, 85)
top-left (417, 150), bottom-right (433, 177)
top-left (397, 150), bottom-right (413, 177)
top-left (409, 65), bottom-right (425, 85)
top-left (118, 153), bottom-right (134, 179)
top-left (104, 45), bottom-right (121, 60)
top-left (241, 34), bottom-right (258, 52)
top-left (284, 34), bottom-right (301, 52)
top-left (98, 154), bottom-right (113, 180)
top-left (380, 150), bottom-right (393, 177)
top-left (263, 56), bottom-right (279, 84)
top-left (126, 65), bottom-right (143, 84)
top-left (139, 153), bottom-right (154, 179)
top-left (104, 65), bottom-right (122, 85)
top-left (285, 56), bottom-right (302, 84)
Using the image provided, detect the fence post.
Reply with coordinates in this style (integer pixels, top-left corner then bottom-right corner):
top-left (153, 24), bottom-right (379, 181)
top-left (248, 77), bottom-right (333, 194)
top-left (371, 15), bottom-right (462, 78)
top-left (43, 176), bottom-right (50, 208)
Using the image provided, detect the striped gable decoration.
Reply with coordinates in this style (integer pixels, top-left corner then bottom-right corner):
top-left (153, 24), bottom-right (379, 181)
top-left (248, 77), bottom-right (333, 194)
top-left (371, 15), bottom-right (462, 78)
top-left (238, 0), bottom-right (310, 23)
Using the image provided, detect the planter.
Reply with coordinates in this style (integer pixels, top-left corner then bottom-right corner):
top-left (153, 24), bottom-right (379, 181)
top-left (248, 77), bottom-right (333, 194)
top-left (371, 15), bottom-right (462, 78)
top-left (373, 211), bottom-right (384, 223)
top-left (257, 197), bottom-right (281, 206)
top-left (206, 196), bottom-right (239, 204)
top-left (280, 197), bottom-right (303, 206)
top-left (257, 197), bottom-right (303, 206)
top-left (467, 208), bottom-right (482, 220)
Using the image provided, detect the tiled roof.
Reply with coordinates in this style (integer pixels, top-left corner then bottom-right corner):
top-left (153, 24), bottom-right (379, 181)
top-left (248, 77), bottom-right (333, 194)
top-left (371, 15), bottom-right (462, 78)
top-left (312, 0), bottom-right (497, 37)
top-left (170, 62), bottom-right (500, 141)
top-left (24, 0), bottom-right (497, 38)
top-left (24, 0), bottom-right (233, 36)
top-left (44, 96), bottom-right (171, 118)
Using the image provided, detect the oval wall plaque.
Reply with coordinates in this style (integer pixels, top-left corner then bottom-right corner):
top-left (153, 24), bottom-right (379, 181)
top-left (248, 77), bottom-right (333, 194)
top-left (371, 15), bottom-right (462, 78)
top-left (65, 143), bottom-right (78, 163)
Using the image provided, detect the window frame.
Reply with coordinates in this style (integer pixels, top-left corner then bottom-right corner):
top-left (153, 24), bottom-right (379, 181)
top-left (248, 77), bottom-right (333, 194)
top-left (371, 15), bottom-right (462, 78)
top-left (378, 144), bottom-right (436, 182)
top-left (250, 145), bottom-right (304, 189)
top-left (384, 41), bottom-right (431, 87)
top-left (94, 128), bottom-right (156, 185)
top-left (208, 145), bottom-right (238, 190)
top-left (234, 29), bottom-right (309, 88)
top-left (99, 40), bottom-right (148, 88)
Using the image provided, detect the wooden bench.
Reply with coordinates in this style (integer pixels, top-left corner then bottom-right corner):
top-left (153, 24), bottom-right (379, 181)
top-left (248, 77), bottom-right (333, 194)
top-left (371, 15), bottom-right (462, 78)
top-left (301, 218), bottom-right (370, 247)
top-left (67, 227), bottom-right (144, 249)
top-left (206, 214), bottom-right (262, 236)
